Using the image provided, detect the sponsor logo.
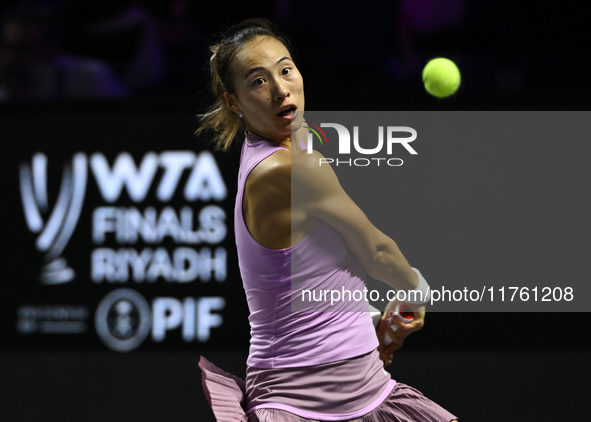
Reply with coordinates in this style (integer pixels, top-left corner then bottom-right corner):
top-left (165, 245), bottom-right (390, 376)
top-left (19, 153), bottom-right (87, 284)
top-left (95, 289), bottom-right (226, 352)
top-left (19, 151), bottom-right (228, 284)
top-left (95, 289), bottom-right (152, 352)
top-left (17, 305), bottom-right (88, 334)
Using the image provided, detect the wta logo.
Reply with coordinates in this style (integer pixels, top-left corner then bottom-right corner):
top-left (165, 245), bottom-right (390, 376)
top-left (19, 153), bottom-right (88, 285)
top-left (19, 150), bottom-right (227, 285)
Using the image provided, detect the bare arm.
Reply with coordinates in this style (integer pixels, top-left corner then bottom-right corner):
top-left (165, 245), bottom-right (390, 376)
top-left (292, 149), bottom-right (418, 291)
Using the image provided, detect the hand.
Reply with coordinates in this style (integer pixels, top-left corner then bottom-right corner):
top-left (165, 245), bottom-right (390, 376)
top-left (385, 303), bottom-right (425, 346)
top-left (376, 316), bottom-right (398, 367)
top-left (377, 303), bottom-right (426, 367)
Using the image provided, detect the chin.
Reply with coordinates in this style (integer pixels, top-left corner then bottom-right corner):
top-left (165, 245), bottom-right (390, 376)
top-left (292, 112), bottom-right (304, 130)
top-left (290, 121), bottom-right (303, 133)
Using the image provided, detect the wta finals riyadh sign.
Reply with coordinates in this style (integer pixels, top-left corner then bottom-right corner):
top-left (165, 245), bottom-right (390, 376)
top-left (19, 151), bottom-right (228, 285)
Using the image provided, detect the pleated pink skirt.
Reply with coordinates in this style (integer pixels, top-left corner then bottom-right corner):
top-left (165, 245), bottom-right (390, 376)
top-left (199, 356), bottom-right (457, 422)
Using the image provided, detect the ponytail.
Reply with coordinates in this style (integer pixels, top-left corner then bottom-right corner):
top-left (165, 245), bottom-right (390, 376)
top-left (196, 19), bottom-right (291, 152)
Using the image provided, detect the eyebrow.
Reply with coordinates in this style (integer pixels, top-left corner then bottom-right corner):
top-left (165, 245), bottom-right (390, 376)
top-left (244, 57), bottom-right (292, 79)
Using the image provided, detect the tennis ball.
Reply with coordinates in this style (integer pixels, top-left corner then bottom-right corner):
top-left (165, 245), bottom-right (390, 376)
top-left (422, 58), bottom-right (461, 98)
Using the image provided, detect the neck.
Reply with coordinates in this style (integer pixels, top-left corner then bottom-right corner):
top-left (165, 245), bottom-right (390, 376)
top-left (247, 130), bottom-right (292, 151)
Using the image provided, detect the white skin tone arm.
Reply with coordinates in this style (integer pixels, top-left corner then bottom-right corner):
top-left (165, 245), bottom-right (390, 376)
top-left (291, 147), bottom-right (419, 292)
top-left (291, 146), bottom-right (426, 363)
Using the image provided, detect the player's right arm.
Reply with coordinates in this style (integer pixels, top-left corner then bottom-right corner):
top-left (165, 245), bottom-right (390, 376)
top-left (291, 149), bottom-right (419, 292)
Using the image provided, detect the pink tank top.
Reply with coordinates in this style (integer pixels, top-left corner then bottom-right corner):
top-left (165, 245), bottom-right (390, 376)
top-left (234, 132), bottom-right (379, 369)
top-left (235, 133), bottom-right (394, 420)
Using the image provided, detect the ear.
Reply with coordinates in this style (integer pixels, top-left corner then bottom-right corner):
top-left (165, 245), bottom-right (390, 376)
top-left (224, 92), bottom-right (241, 115)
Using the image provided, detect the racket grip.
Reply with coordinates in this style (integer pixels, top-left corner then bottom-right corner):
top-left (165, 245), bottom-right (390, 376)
top-left (381, 304), bottom-right (414, 347)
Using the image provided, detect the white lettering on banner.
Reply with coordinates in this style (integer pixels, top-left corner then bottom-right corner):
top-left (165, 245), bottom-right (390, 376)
top-left (151, 297), bottom-right (225, 342)
top-left (90, 151), bottom-right (227, 203)
top-left (91, 152), bottom-right (159, 202)
top-left (92, 205), bottom-right (226, 245)
top-left (91, 247), bottom-right (227, 283)
top-left (183, 151), bottom-right (227, 202)
top-left (95, 289), bottom-right (227, 351)
top-left (88, 151), bottom-right (229, 285)
top-left (157, 152), bottom-right (195, 201)
top-left (20, 150), bottom-right (230, 298)
top-left (17, 305), bottom-right (88, 335)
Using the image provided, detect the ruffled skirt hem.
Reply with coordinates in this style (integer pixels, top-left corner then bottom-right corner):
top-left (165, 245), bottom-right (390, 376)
top-left (198, 356), bottom-right (457, 422)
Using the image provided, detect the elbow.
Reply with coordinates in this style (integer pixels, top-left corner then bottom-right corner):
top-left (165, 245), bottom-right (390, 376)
top-left (365, 240), bottom-right (418, 291)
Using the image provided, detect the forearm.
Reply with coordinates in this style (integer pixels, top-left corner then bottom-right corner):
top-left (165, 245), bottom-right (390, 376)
top-left (364, 235), bottom-right (419, 291)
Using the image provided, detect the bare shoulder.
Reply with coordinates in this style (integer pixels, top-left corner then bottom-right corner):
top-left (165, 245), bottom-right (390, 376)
top-left (246, 149), bottom-right (291, 196)
top-left (247, 148), bottom-right (332, 187)
top-left (292, 149), bottom-right (344, 201)
top-left (243, 149), bottom-right (292, 248)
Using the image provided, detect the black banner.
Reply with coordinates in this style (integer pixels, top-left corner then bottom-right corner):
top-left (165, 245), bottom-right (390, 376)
top-left (1, 101), bottom-right (250, 352)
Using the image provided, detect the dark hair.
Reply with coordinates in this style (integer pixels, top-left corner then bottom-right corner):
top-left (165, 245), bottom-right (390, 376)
top-left (196, 19), bottom-right (291, 152)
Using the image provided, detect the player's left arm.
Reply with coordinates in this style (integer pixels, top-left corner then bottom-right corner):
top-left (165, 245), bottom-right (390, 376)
top-left (291, 148), bottom-right (419, 293)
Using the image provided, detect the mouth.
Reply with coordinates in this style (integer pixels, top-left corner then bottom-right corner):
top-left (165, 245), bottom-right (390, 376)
top-left (277, 104), bottom-right (298, 120)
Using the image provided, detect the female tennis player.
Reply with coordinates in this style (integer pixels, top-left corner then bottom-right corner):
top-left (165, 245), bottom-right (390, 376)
top-left (197, 19), bottom-right (457, 422)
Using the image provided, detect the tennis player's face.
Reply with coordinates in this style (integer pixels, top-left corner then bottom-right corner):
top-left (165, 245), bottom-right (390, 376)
top-left (226, 36), bottom-right (304, 145)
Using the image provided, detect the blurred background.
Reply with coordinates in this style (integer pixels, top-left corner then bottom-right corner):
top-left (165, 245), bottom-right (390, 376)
top-left (1, 0), bottom-right (590, 106)
top-left (1, 0), bottom-right (590, 421)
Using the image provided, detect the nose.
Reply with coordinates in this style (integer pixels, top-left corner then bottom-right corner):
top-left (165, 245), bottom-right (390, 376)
top-left (272, 78), bottom-right (290, 101)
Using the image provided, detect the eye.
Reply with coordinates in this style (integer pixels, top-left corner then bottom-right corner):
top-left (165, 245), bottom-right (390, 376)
top-left (282, 67), bottom-right (292, 76)
top-left (253, 77), bottom-right (265, 86)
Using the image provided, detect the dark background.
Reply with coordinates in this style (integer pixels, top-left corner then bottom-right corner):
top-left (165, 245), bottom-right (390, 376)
top-left (1, 1), bottom-right (590, 421)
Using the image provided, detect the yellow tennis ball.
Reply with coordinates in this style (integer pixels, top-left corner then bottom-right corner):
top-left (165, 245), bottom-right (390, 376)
top-left (422, 58), bottom-right (461, 98)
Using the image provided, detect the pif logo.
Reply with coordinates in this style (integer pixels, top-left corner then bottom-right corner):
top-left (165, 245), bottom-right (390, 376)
top-left (301, 122), bottom-right (417, 166)
top-left (95, 288), bottom-right (152, 352)
top-left (94, 288), bottom-right (226, 352)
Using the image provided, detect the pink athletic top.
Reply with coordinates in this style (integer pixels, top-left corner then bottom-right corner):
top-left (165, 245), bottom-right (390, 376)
top-left (235, 132), bottom-right (394, 419)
